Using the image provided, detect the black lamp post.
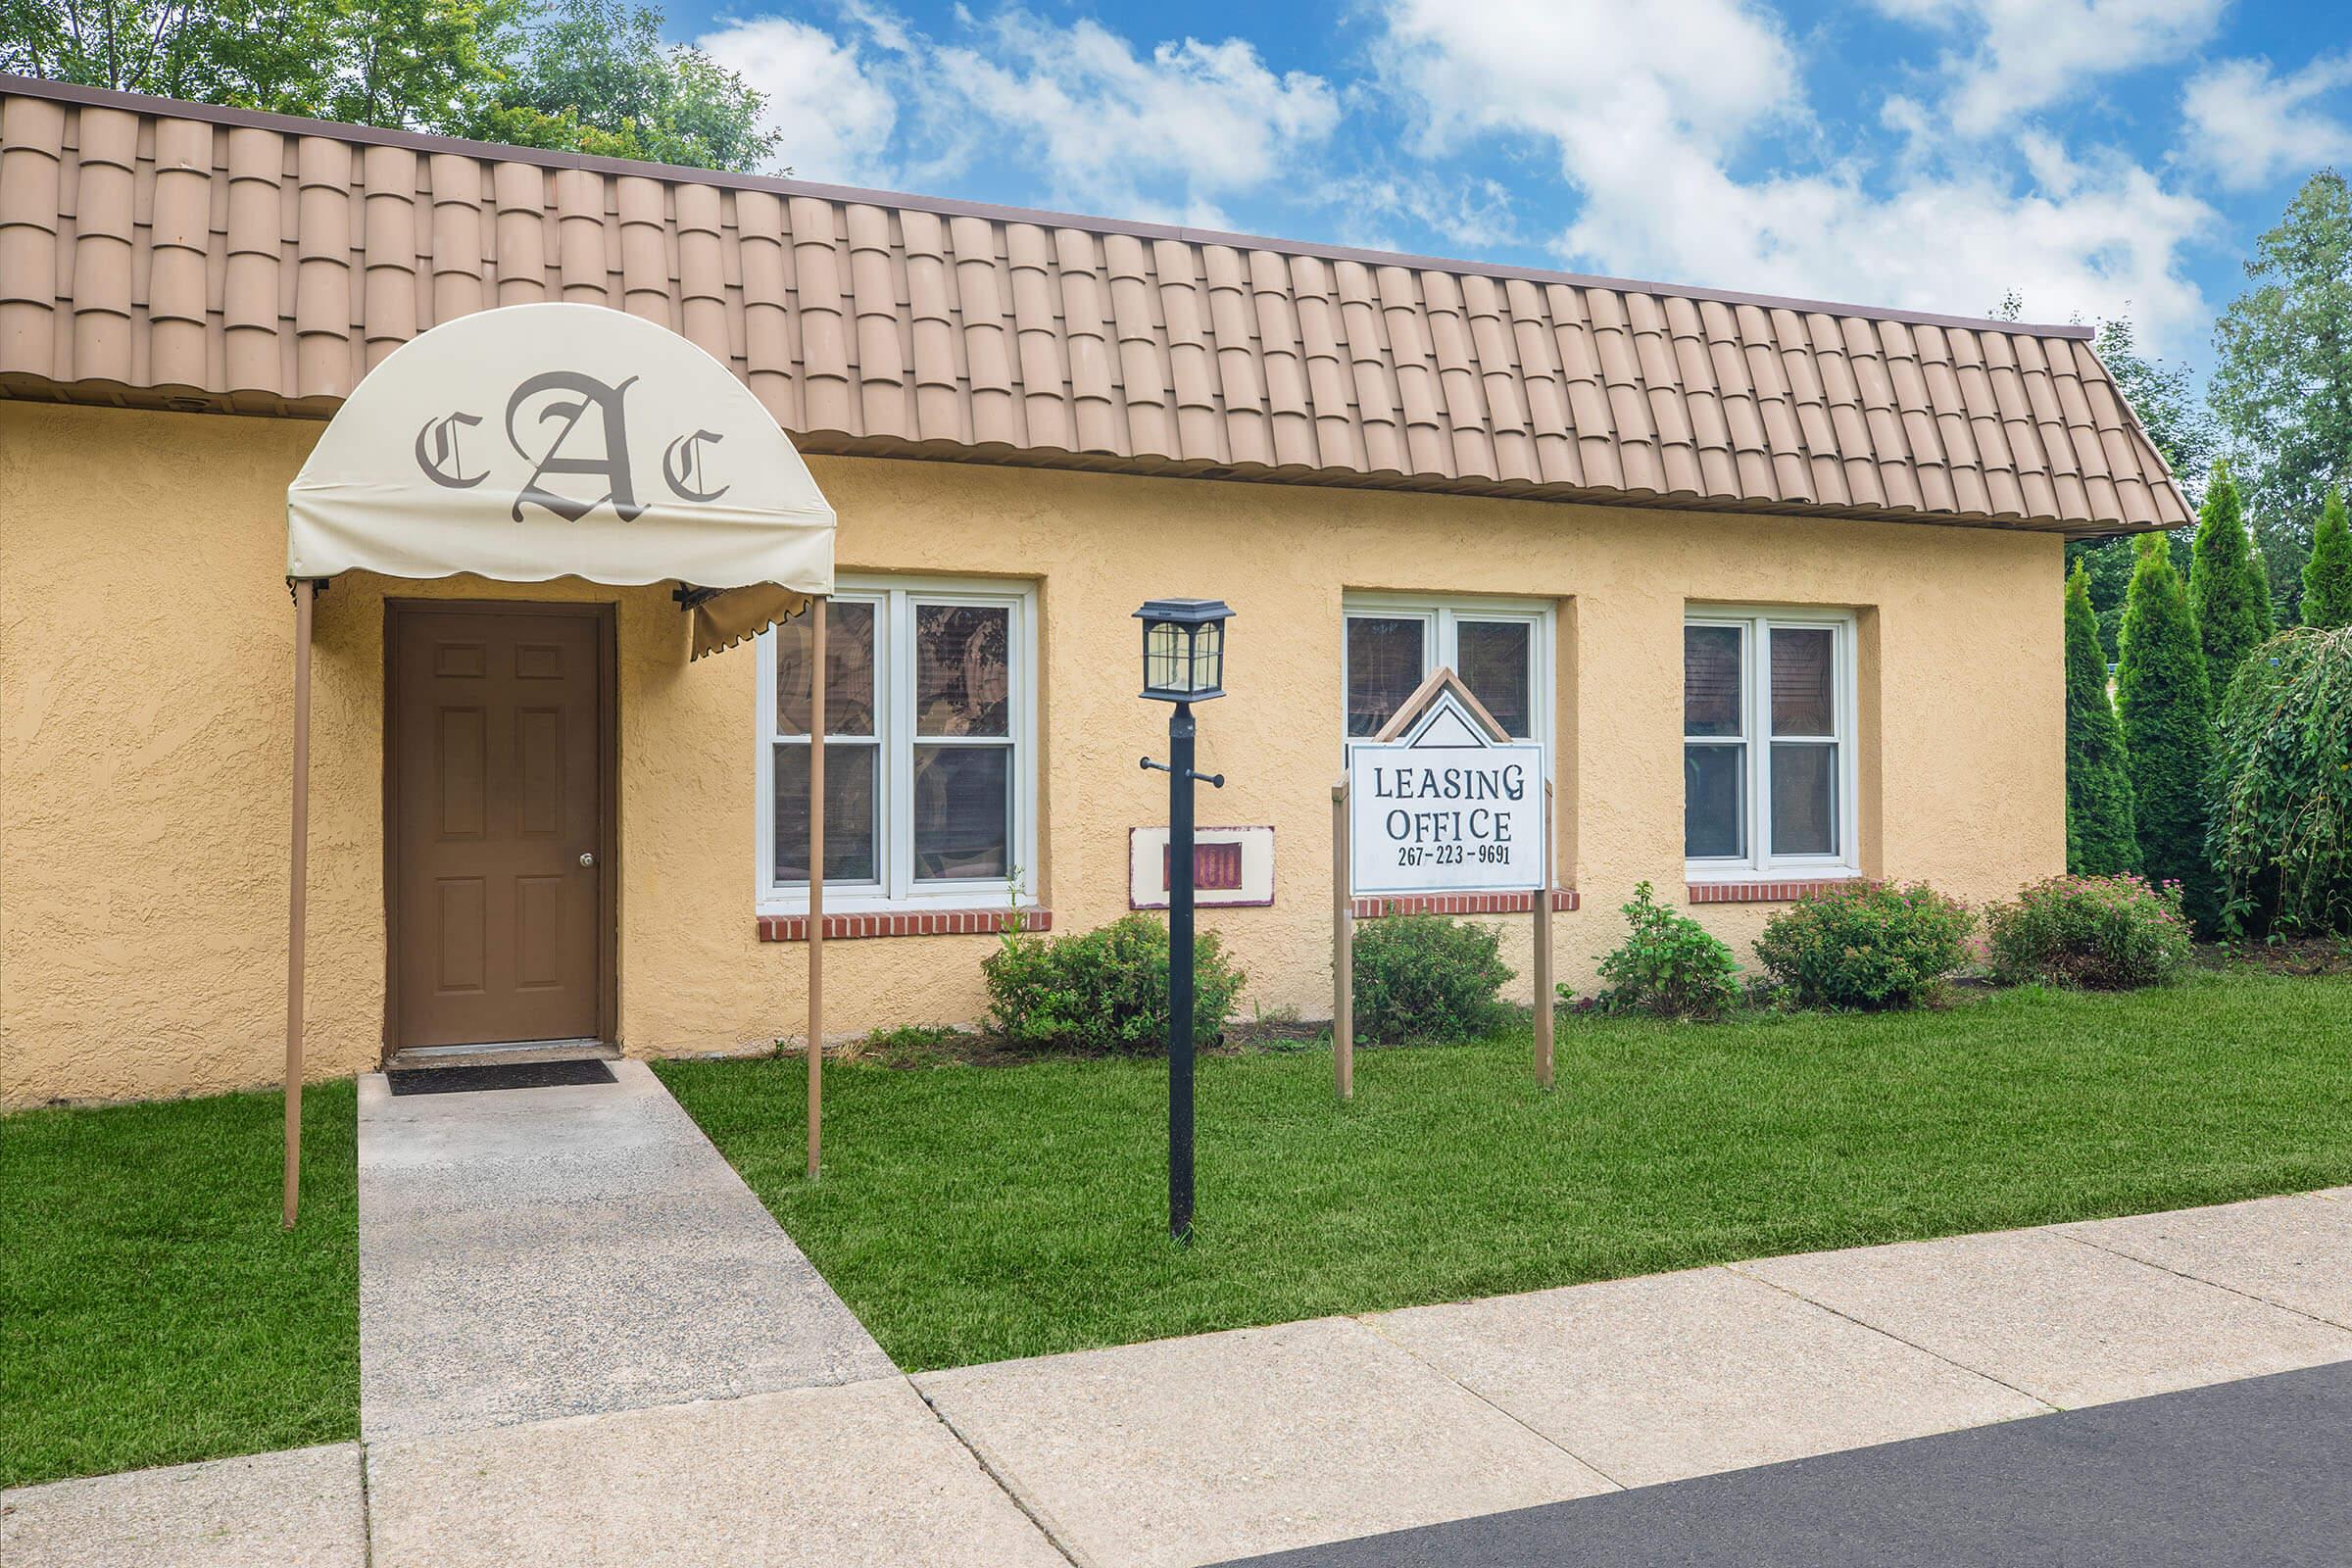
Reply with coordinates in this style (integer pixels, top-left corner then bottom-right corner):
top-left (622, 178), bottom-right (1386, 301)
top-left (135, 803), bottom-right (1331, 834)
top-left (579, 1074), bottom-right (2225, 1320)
top-left (1137, 598), bottom-right (1232, 1244)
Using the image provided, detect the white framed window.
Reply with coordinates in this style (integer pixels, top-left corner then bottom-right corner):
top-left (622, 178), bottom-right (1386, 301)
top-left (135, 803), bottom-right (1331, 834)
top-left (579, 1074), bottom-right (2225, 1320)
top-left (1342, 592), bottom-right (1553, 755)
top-left (757, 576), bottom-right (1038, 913)
top-left (1684, 605), bottom-right (1858, 880)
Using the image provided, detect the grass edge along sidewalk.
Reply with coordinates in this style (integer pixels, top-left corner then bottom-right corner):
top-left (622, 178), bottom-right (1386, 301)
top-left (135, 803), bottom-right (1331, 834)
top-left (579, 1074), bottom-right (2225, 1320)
top-left (0, 1081), bottom-right (359, 1491)
top-left (661, 969), bottom-right (2352, 1374)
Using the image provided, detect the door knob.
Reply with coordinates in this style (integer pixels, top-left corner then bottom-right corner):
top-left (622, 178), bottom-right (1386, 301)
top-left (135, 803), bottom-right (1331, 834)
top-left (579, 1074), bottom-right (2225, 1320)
top-left (579, 852), bottom-right (596, 867)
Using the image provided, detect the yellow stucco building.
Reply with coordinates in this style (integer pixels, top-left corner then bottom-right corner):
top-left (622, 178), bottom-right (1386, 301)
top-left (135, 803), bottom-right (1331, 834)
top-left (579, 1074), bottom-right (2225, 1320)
top-left (0, 78), bottom-right (2187, 1106)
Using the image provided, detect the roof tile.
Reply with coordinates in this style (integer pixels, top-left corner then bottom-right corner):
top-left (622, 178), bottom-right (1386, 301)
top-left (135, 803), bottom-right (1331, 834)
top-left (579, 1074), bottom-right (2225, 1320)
top-left (0, 77), bottom-right (2191, 534)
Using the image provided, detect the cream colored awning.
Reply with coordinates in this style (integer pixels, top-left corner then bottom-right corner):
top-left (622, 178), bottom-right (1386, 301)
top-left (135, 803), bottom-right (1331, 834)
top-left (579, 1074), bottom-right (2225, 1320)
top-left (286, 302), bottom-right (835, 656)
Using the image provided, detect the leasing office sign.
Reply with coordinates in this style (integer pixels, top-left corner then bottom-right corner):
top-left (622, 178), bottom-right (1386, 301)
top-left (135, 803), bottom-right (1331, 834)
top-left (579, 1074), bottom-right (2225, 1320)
top-left (1347, 682), bottom-right (1544, 896)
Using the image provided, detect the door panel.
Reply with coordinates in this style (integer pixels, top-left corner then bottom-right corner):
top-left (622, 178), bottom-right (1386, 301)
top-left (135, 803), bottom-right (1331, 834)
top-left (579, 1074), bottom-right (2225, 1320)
top-left (392, 607), bottom-right (606, 1048)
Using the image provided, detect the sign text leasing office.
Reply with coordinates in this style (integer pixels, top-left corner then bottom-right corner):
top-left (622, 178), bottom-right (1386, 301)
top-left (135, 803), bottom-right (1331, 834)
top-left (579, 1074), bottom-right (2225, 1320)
top-left (1347, 689), bottom-right (1545, 896)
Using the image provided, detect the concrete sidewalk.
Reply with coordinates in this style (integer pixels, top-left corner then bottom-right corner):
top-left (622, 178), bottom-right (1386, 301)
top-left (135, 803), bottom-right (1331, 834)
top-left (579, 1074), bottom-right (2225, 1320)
top-left (8, 1186), bottom-right (2352, 1567)
top-left (911, 1186), bottom-right (2352, 1567)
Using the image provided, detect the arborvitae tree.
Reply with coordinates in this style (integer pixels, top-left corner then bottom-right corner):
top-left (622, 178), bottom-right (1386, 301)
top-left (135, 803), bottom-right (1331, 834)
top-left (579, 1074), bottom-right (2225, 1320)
top-left (2305, 489), bottom-right (2352, 631)
top-left (2189, 461), bottom-right (2275, 691)
top-left (2118, 532), bottom-right (2219, 928)
top-left (2064, 564), bottom-right (2139, 874)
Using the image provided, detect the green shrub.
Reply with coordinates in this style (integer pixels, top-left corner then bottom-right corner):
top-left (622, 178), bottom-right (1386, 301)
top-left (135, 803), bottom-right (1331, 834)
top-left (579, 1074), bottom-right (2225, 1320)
top-left (1586, 881), bottom-right (1740, 1021)
top-left (1752, 882), bottom-right (1974, 1010)
top-left (1351, 911), bottom-right (1513, 1044)
top-left (2209, 624), bottom-right (2352, 936)
top-left (2064, 563), bottom-right (2139, 875)
top-left (1984, 875), bottom-right (2192, 989)
top-left (982, 912), bottom-right (1245, 1054)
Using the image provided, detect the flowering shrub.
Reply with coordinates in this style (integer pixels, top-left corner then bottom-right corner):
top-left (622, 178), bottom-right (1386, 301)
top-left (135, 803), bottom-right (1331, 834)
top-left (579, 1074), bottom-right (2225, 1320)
top-left (1352, 911), bottom-right (1514, 1043)
top-left (1984, 875), bottom-right (2191, 990)
top-left (1582, 881), bottom-right (1740, 1021)
top-left (1751, 881), bottom-right (1973, 1010)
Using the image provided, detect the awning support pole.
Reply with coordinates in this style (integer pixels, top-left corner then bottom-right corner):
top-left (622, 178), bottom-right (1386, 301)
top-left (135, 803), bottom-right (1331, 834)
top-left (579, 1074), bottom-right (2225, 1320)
top-left (807, 595), bottom-right (825, 1180)
top-left (283, 578), bottom-right (316, 1230)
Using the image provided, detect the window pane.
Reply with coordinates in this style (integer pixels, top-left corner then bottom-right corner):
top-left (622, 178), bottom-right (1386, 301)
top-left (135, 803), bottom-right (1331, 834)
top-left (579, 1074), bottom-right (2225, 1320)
top-left (1771, 627), bottom-right (1836, 736)
top-left (771, 743), bottom-right (878, 883)
top-left (916, 605), bottom-right (1011, 737)
top-left (1771, 743), bottom-right (1838, 857)
top-left (1457, 620), bottom-right (1533, 738)
top-left (774, 600), bottom-right (876, 737)
top-left (1685, 744), bottom-right (1745, 858)
top-left (1348, 616), bottom-right (1425, 737)
top-left (1685, 625), bottom-right (1743, 737)
top-left (912, 745), bottom-right (1009, 881)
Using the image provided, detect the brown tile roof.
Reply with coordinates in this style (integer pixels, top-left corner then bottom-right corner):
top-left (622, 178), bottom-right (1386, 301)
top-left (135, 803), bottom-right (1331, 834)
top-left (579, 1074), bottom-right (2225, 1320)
top-left (0, 75), bottom-right (2189, 536)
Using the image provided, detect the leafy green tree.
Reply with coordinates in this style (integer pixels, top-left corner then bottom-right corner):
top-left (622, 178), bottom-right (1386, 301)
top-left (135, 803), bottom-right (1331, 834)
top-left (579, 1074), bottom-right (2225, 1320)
top-left (2212, 170), bottom-right (2352, 620)
top-left (2188, 461), bottom-right (2276, 694)
top-left (2209, 625), bottom-right (2352, 935)
top-left (2, 0), bottom-right (778, 172)
top-left (324, 0), bottom-right (528, 132)
top-left (2117, 533), bottom-right (2219, 929)
top-left (2066, 317), bottom-right (2211, 658)
top-left (3, 0), bottom-right (340, 106)
top-left (2064, 564), bottom-right (2138, 875)
top-left (2305, 489), bottom-right (2352, 630)
top-left (460, 0), bottom-right (780, 172)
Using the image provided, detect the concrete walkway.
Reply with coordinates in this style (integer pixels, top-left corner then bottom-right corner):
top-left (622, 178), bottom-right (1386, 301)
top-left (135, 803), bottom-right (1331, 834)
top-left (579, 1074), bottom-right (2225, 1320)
top-left (9, 1182), bottom-right (2352, 1567)
top-left (356, 1061), bottom-right (894, 1442)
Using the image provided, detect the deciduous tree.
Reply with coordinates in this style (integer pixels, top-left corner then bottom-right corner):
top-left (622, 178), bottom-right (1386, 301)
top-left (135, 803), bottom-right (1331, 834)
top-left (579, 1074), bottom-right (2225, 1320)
top-left (459, 0), bottom-right (780, 172)
top-left (2212, 170), bottom-right (2352, 619)
top-left (2, 0), bottom-right (778, 172)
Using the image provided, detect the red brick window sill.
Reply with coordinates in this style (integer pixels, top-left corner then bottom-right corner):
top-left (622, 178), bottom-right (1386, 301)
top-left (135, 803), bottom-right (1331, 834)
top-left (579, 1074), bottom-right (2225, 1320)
top-left (1686, 878), bottom-right (1863, 905)
top-left (756, 908), bottom-right (1053, 942)
top-left (1352, 889), bottom-right (1579, 919)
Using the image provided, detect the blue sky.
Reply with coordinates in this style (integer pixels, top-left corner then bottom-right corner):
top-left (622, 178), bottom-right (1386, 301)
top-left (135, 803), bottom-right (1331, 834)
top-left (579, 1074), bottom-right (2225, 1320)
top-left (662, 1), bottom-right (2350, 369)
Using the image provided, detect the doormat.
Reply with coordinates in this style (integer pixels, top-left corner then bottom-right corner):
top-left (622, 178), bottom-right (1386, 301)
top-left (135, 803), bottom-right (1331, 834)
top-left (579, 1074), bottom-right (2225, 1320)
top-left (387, 1058), bottom-right (618, 1096)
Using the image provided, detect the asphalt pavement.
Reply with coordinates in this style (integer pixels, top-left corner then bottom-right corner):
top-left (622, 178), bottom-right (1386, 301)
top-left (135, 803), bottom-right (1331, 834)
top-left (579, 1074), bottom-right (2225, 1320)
top-left (1212, 1357), bottom-right (2352, 1567)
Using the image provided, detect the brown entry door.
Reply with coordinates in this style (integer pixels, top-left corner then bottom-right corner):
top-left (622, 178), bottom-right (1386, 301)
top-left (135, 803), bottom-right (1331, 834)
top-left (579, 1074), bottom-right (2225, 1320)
top-left (389, 605), bottom-right (609, 1049)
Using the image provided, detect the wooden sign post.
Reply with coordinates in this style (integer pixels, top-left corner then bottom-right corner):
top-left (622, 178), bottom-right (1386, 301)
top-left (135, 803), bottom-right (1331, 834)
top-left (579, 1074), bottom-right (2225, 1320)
top-left (1335, 667), bottom-right (1554, 1099)
top-left (1332, 776), bottom-right (1353, 1100)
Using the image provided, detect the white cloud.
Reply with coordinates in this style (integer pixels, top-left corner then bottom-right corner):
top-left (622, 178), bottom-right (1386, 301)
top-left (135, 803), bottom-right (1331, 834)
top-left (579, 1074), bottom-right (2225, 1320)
top-left (695, 15), bottom-right (901, 185)
top-left (1373, 0), bottom-right (2215, 355)
top-left (1313, 171), bottom-right (1524, 253)
top-left (1380, 0), bottom-right (1801, 165)
top-left (701, 7), bottom-right (1339, 220)
top-left (1871, 0), bottom-right (2225, 137)
top-left (2180, 53), bottom-right (2352, 192)
top-left (932, 14), bottom-right (1340, 220)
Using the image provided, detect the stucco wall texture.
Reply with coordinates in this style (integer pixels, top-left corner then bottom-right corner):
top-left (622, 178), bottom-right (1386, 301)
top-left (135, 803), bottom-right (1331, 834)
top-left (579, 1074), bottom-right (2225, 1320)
top-left (0, 403), bottom-right (2065, 1105)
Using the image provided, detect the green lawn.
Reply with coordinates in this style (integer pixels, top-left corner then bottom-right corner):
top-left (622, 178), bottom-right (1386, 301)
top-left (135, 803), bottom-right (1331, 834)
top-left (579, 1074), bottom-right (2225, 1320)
top-left (661, 971), bottom-right (2352, 1373)
top-left (0, 1082), bottom-right (359, 1490)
